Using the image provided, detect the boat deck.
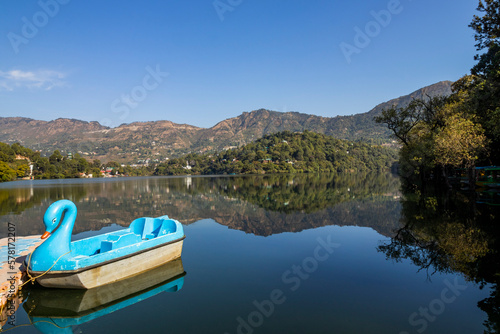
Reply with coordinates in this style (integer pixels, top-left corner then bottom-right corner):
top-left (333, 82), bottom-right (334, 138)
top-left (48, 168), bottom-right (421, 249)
top-left (0, 235), bottom-right (43, 324)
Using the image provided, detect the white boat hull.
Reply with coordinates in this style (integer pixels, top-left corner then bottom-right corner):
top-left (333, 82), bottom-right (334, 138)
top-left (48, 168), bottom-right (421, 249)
top-left (34, 239), bottom-right (184, 289)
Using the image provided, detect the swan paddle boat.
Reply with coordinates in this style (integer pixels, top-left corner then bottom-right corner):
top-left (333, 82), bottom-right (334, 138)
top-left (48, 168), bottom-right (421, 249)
top-left (26, 199), bottom-right (185, 289)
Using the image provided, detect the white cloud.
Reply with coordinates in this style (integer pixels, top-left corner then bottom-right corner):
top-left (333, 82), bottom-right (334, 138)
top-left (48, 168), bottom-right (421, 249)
top-left (0, 69), bottom-right (67, 91)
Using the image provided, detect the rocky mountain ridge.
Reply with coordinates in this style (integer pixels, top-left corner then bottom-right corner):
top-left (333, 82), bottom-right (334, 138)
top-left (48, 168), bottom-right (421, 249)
top-left (0, 81), bottom-right (453, 163)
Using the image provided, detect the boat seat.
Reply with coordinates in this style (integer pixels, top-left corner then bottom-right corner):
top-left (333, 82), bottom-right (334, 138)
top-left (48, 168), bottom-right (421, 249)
top-left (157, 219), bottom-right (177, 236)
top-left (100, 233), bottom-right (140, 252)
top-left (142, 218), bottom-right (164, 240)
top-left (130, 217), bottom-right (164, 240)
top-left (129, 217), bottom-right (174, 240)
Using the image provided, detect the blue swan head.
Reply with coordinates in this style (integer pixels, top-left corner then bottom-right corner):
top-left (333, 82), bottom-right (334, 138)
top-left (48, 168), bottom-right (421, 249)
top-left (29, 199), bottom-right (77, 272)
top-left (42, 200), bottom-right (77, 240)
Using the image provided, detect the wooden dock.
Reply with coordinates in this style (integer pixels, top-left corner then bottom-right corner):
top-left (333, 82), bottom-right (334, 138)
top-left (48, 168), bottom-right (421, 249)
top-left (0, 235), bottom-right (43, 326)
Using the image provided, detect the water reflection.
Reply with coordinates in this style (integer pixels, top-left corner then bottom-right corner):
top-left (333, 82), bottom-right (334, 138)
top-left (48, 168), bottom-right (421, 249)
top-left (477, 189), bottom-right (500, 207)
top-left (0, 174), bottom-right (497, 333)
top-left (0, 173), bottom-right (401, 237)
top-left (24, 258), bottom-right (185, 334)
top-left (377, 189), bottom-right (500, 333)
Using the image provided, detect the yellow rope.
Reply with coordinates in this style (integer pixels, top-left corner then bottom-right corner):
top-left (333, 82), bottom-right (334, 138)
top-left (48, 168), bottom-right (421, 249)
top-left (20, 250), bottom-right (71, 289)
top-left (0, 322), bottom-right (32, 333)
top-left (0, 315), bottom-right (74, 332)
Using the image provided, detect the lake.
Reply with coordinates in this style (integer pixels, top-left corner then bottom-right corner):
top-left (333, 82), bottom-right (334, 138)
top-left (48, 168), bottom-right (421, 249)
top-left (0, 173), bottom-right (496, 334)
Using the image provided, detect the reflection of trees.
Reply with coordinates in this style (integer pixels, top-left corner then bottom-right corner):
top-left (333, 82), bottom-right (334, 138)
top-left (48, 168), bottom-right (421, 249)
top-left (212, 172), bottom-right (400, 214)
top-left (0, 185), bottom-right (88, 216)
top-left (0, 173), bottom-right (401, 237)
top-left (378, 189), bottom-right (500, 333)
top-left (480, 289), bottom-right (500, 334)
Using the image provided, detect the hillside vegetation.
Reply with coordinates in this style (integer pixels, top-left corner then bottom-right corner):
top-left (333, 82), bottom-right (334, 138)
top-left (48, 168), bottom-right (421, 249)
top-left (0, 132), bottom-right (397, 182)
top-left (155, 131), bottom-right (398, 176)
top-left (0, 142), bottom-right (151, 182)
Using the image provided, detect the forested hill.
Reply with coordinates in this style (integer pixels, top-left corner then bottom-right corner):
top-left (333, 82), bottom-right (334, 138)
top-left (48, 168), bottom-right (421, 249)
top-left (0, 81), bottom-right (452, 163)
top-left (155, 131), bottom-right (398, 175)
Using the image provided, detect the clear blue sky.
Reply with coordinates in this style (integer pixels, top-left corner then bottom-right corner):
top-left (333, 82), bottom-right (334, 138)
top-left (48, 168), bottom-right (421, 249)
top-left (0, 0), bottom-right (478, 128)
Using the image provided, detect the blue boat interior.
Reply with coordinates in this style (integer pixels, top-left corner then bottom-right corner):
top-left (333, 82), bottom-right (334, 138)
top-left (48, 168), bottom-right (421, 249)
top-left (70, 216), bottom-right (179, 257)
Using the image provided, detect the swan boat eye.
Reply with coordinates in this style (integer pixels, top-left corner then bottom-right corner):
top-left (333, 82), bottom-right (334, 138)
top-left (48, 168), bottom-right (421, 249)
top-left (52, 218), bottom-right (57, 223)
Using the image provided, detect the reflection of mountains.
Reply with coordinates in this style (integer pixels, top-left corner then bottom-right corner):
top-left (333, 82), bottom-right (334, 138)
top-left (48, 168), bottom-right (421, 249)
top-left (0, 173), bottom-right (401, 237)
top-left (210, 197), bottom-right (401, 237)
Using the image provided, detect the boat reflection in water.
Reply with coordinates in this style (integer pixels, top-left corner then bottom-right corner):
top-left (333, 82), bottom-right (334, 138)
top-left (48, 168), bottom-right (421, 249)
top-left (24, 258), bottom-right (185, 334)
top-left (477, 189), bottom-right (500, 206)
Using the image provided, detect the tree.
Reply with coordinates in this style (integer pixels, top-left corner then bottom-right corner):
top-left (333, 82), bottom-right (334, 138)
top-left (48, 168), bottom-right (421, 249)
top-left (106, 161), bottom-right (121, 168)
top-left (0, 161), bottom-right (16, 182)
top-left (375, 97), bottom-right (448, 147)
top-left (375, 105), bottom-right (414, 146)
top-left (34, 157), bottom-right (50, 175)
top-left (16, 164), bottom-right (30, 178)
top-left (469, 0), bottom-right (500, 52)
top-left (398, 123), bottom-right (435, 179)
top-left (375, 97), bottom-right (450, 186)
top-left (49, 150), bottom-right (63, 163)
top-left (0, 143), bottom-right (15, 162)
top-left (76, 157), bottom-right (88, 172)
top-left (434, 114), bottom-right (487, 169)
top-left (464, 0), bottom-right (500, 164)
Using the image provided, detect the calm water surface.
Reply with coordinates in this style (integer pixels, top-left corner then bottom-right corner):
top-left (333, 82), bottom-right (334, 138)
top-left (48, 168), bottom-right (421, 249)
top-left (0, 173), bottom-right (495, 333)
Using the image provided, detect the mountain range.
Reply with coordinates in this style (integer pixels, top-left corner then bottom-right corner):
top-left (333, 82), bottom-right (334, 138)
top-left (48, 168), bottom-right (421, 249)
top-left (0, 81), bottom-right (452, 163)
